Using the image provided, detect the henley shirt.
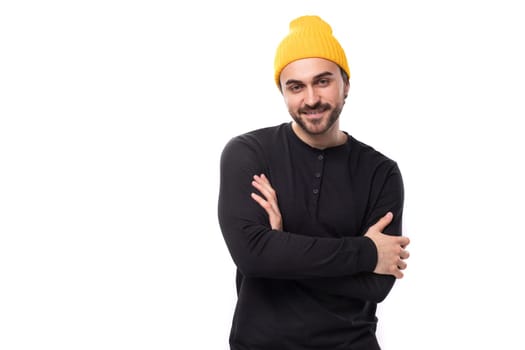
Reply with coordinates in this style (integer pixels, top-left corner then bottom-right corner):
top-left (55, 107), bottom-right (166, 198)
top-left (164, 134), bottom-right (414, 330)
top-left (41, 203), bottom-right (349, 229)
top-left (218, 122), bottom-right (404, 350)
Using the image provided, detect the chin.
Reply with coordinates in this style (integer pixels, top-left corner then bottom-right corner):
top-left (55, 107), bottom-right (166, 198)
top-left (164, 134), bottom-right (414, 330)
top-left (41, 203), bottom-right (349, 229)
top-left (302, 121), bottom-right (331, 135)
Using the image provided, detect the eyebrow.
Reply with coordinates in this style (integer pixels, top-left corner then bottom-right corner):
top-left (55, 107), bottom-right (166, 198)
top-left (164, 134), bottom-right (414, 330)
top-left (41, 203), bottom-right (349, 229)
top-left (284, 71), bottom-right (334, 86)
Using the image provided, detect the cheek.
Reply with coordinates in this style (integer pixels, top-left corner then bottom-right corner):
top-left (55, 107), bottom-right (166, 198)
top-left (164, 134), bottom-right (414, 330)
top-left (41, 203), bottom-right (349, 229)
top-left (283, 94), bottom-right (302, 109)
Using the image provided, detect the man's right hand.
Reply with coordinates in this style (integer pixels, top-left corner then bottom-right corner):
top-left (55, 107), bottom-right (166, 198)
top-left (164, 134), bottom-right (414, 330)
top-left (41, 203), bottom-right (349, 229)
top-left (364, 212), bottom-right (410, 279)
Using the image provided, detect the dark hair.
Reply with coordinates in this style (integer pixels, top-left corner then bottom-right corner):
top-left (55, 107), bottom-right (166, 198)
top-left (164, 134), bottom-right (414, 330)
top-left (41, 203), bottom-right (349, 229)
top-left (340, 67), bottom-right (349, 84)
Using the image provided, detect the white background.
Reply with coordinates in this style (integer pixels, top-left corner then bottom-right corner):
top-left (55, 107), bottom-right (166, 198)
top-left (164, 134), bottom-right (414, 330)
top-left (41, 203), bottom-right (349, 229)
top-left (1, 0), bottom-right (524, 349)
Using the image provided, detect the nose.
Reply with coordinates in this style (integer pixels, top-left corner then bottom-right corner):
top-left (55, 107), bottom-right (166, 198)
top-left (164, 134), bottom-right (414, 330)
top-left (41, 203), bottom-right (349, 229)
top-left (304, 86), bottom-right (320, 107)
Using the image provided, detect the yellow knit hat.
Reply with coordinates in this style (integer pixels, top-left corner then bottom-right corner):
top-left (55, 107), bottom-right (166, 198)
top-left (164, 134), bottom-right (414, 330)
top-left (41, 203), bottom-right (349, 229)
top-left (274, 15), bottom-right (350, 88)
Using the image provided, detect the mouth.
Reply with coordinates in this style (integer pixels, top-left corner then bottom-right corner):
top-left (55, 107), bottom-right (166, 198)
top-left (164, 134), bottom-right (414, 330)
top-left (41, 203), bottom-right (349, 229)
top-left (301, 107), bottom-right (329, 119)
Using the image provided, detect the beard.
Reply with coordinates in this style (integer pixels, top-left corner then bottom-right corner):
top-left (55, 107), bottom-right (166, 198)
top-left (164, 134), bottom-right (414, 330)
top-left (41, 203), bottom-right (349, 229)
top-left (290, 102), bottom-right (343, 136)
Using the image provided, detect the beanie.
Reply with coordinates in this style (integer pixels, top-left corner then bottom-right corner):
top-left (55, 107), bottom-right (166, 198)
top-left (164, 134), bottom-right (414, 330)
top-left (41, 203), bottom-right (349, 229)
top-left (274, 15), bottom-right (350, 88)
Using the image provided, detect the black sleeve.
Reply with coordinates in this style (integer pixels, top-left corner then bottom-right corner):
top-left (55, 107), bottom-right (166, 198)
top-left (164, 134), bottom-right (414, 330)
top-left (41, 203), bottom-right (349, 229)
top-left (297, 164), bottom-right (404, 302)
top-left (217, 136), bottom-right (378, 279)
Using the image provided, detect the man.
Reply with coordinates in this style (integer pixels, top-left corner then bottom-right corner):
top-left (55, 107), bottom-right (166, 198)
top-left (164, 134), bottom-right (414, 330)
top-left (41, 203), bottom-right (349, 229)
top-left (218, 15), bottom-right (410, 350)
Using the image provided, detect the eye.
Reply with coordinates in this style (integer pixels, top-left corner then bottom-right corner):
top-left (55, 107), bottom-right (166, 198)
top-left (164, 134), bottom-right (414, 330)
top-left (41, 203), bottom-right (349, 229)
top-left (316, 78), bottom-right (330, 86)
top-left (288, 84), bottom-right (304, 93)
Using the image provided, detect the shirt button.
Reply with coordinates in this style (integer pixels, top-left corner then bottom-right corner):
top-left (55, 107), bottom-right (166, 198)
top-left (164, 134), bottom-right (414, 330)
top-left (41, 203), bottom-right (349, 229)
top-left (317, 154), bottom-right (324, 161)
top-left (313, 189), bottom-right (319, 194)
top-left (314, 172), bottom-right (321, 178)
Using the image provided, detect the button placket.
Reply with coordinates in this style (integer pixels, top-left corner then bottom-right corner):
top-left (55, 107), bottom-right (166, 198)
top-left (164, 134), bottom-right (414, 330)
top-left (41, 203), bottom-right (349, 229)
top-left (312, 153), bottom-right (324, 197)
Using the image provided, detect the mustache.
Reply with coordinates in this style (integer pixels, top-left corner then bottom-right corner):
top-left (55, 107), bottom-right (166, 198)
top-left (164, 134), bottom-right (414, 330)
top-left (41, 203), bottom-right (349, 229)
top-left (299, 102), bottom-right (331, 114)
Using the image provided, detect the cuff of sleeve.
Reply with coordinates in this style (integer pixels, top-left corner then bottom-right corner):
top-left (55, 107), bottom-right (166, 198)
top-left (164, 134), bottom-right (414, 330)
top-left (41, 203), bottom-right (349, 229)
top-left (354, 236), bottom-right (378, 272)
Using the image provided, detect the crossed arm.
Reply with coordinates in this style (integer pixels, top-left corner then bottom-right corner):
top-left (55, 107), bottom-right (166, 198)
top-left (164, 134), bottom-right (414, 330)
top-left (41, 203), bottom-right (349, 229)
top-left (251, 173), bottom-right (410, 302)
top-left (218, 137), bottom-right (410, 301)
top-left (251, 174), bottom-right (410, 278)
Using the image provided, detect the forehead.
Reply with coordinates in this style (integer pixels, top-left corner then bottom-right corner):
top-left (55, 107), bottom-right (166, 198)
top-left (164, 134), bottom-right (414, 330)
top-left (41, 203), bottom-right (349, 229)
top-left (280, 58), bottom-right (340, 84)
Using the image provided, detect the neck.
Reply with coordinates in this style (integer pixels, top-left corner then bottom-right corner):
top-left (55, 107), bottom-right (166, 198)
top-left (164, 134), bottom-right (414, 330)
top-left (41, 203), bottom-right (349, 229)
top-left (291, 121), bottom-right (347, 150)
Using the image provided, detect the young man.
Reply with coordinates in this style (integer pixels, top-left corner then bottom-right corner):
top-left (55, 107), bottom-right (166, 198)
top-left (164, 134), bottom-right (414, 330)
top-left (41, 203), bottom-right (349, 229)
top-left (218, 15), bottom-right (410, 350)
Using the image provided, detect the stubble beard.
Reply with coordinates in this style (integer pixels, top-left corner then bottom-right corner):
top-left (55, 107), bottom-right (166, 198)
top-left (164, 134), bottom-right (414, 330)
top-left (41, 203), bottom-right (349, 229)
top-left (291, 103), bottom-right (343, 136)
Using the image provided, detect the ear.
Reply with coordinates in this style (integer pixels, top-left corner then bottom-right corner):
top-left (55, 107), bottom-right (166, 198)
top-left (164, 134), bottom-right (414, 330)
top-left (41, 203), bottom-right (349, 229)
top-left (344, 80), bottom-right (350, 99)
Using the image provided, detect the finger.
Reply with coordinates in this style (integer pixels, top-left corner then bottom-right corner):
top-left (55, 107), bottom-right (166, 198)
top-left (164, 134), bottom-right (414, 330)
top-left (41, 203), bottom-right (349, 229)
top-left (255, 174), bottom-right (275, 194)
top-left (370, 212), bottom-right (393, 232)
top-left (251, 192), bottom-right (274, 212)
top-left (260, 173), bottom-right (271, 185)
top-left (251, 193), bottom-right (278, 216)
top-left (400, 249), bottom-right (410, 260)
top-left (390, 265), bottom-right (404, 279)
top-left (251, 192), bottom-right (281, 228)
top-left (252, 180), bottom-right (277, 205)
top-left (254, 174), bottom-right (270, 184)
top-left (397, 259), bottom-right (408, 270)
top-left (251, 190), bottom-right (279, 212)
top-left (252, 176), bottom-right (272, 193)
top-left (252, 176), bottom-right (277, 202)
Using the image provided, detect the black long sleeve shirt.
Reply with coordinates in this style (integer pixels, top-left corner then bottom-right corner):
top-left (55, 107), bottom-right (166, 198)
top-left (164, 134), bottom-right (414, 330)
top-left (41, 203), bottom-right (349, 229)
top-left (218, 122), bottom-right (404, 350)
